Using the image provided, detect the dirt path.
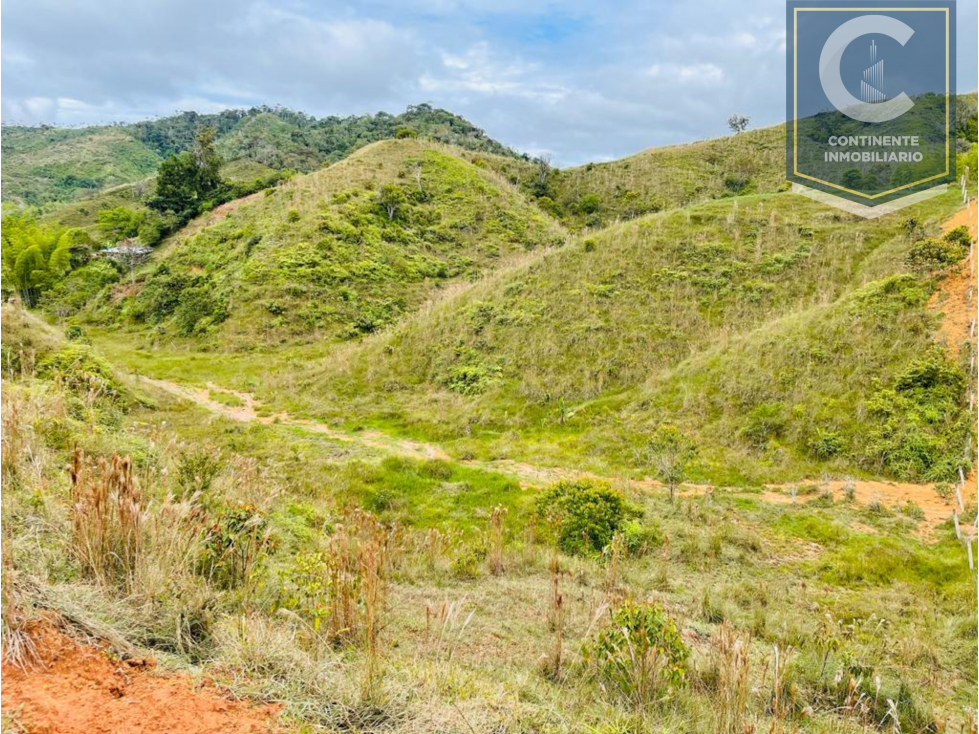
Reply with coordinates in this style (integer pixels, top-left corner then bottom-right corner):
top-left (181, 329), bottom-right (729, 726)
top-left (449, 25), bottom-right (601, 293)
top-left (2, 620), bottom-right (280, 734)
top-left (142, 377), bottom-right (973, 534)
top-left (143, 377), bottom-right (450, 461)
top-left (931, 199), bottom-right (979, 504)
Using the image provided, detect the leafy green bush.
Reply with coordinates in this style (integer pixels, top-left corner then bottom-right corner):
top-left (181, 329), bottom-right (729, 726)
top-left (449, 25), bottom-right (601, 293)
top-left (865, 349), bottom-right (970, 481)
top-left (904, 235), bottom-right (968, 274)
top-left (535, 479), bottom-right (635, 555)
top-left (44, 260), bottom-right (121, 316)
top-left (589, 601), bottom-right (689, 705)
top-left (272, 551), bottom-right (331, 630)
top-left (37, 345), bottom-right (122, 401)
top-left (443, 362), bottom-right (500, 395)
top-left (175, 449), bottom-right (223, 499)
top-left (740, 402), bottom-right (786, 448)
top-left (807, 428), bottom-right (845, 459)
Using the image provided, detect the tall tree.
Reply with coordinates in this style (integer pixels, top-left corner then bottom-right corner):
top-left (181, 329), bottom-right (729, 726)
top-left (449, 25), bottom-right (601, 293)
top-left (150, 128), bottom-right (223, 214)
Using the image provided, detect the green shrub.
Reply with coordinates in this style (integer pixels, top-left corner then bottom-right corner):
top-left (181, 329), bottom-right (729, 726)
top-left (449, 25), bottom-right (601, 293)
top-left (175, 449), bottom-right (223, 499)
top-left (272, 551), bottom-right (331, 631)
top-left (865, 349), bottom-right (970, 481)
top-left (740, 402), bottom-right (786, 448)
top-left (904, 235), bottom-right (967, 274)
top-left (807, 428), bottom-right (844, 459)
top-left (443, 362), bottom-right (499, 395)
top-left (535, 479), bottom-right (635, 555)
top-left (37, 345), bottom-right (122, 401)
top-left (589, 602), bottom-right (689, 705)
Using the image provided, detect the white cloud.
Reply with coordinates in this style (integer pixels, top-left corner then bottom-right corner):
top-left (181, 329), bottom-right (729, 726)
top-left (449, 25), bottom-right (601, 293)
top-left (645, 63), bottom-right (725, 84)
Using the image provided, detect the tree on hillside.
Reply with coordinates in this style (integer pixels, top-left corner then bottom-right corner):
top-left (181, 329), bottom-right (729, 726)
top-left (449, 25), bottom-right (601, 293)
top-left (727, 114), bottom-right (750, 134)
top-left (644, 424), bottom-right (698, 503)
top-left (97, 206), bottom-right (168, 246)
top-left (378, 184), bottom-right (408, 220)
top-left (533, 155), bottom-right (553, 197)
top-left (150, 128), bottom-right (223, 215)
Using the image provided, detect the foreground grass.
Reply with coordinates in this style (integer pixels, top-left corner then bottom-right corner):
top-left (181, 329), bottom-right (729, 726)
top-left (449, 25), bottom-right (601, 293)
top-left (3, 304), bottom-right (976, 734)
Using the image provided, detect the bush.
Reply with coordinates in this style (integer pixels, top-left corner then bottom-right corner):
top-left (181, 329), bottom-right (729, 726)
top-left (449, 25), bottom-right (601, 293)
top-left (589, 601), bottom-right (689, 705)
top-left (37, 345), bottom-right (122, 401)
top-left (740, 402), bottom-right (786, 448)
top-left (535, 479), bottom-right (635, 555)
top-left (273, 551), bottom-right (331, 631)
top-left (865, 349), bottom-right (970, 481)
top-left (807, 428), bottom-right (844, 459)
top-left (904, 235), bottom-right (968, 274)
top-left (175, 449), bottom-right (223, 499)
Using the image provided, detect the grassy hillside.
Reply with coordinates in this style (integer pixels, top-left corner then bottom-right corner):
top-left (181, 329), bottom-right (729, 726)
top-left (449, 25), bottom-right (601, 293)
top-left (460, 125), bottom-right (787, 230)
top-left (87, 140), bottom-right (566, 347)
top-left (2, 105), bottom-right (520, 208)
top-left (0, 126), bottom-right (161, 207)
top-left (269, 178), bottom-right (972, 484)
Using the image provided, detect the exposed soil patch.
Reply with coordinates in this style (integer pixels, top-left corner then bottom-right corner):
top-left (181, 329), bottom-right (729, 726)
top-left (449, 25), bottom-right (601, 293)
top-left (1, 620), bottom-right (280, 734)
top-left (932, 199), bottom-right (979, 502)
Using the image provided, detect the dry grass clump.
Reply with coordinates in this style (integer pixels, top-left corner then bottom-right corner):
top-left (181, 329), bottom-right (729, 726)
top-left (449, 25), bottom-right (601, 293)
top-left (540, 557), bottom-right (565, 680)
top-left (1, 528), bottom-right (38, 669)
top-left (487, 505), bottom-right (507, 575)
top-left (323, 511), bottom-right (393, 645)
top-left (69, 448), bottom-right (143, 588)
top-left (1, 398), bottom-right (25, 482)
top-left (710, 623), bottom-right (753, 734)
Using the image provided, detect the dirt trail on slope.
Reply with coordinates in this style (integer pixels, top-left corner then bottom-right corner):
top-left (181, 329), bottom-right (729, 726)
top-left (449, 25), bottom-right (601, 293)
top-left (931, 199), bottom-right (979, 502)
top-left (142, 377), bottom-right (974, 534)
top-left (143, 377), bottom-right (450, 460)
top-left (1, 620), bottom-right (279, 734)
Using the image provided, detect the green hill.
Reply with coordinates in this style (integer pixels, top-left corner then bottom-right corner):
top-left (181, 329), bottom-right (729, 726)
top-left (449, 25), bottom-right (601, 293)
top-left (1, 105), bottom-right (520, 208)
top-left (0, 126), bottom-right (161, 207)
top-left (273, 171), bottom-right (972, 484)
top-left (459, 125), bottom-right (787, 230)
top-left (89, 139), bottom-right (566, 347)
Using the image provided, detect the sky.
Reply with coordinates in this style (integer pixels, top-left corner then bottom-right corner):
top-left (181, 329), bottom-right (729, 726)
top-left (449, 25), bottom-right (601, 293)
top-left (2, 0), bottom-right (977, 165)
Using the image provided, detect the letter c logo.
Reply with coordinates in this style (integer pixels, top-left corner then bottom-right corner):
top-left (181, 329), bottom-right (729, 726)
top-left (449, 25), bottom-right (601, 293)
top-left (819, 15), bottom-right (915, 122)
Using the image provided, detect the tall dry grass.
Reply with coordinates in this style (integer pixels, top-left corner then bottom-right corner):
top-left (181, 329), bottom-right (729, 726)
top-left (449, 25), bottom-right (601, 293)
top-left (487, 506), bottom-right (507, 576)
top-left (1, 527), bottom-right (38, 669)
top-left (322, 510), bottom-right (393, 697)
top-left (542, 557), bottom-right (565, 679)
top-left (767, 643), bottom-right (793, 734)
top-left (712, 623), bottom-right (752, 734)
top-left (69, 449), bottom-right (143, 588)
top-left (1, 399), bottom-right (24, 482)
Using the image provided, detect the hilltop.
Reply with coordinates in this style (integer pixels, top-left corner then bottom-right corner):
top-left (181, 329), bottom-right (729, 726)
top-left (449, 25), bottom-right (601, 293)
top-left (1, 104), bottom-right (520, 207)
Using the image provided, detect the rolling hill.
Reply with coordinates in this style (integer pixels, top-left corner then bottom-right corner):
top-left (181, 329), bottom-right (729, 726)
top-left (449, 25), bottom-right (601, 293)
top-left (269, 163), bottom-right (974, 484)
top-left (3, 94), bottom-right (978, 734)
top-left (88, 139), bottom-right (566, 347)
top-left (1, 104), bottom-right (520, 208)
